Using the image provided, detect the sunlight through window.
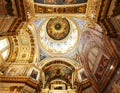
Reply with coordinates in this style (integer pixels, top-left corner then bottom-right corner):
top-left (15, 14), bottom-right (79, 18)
top-left (2, 50), bottom-right (9, 59)
top-left (0, 39), bottom-right (8, 51)
top-left (0, 38), bottom-right (10, 60)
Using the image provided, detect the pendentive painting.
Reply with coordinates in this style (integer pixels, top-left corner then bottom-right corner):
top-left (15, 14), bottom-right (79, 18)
top-left (30, 69), bottom-right (38, 80)
top-left (80, 71), bottom-right (87, 80)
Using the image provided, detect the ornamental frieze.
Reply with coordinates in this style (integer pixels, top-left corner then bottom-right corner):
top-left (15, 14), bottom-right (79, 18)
top-left (34, 4), bottom-right (87, 14)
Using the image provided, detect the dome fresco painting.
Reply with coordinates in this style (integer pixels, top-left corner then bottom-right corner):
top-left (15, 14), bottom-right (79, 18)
top-left (39, 17), bottom-right (78, 55)
top-left (44, 64), bottom-right (72, 84)
top-left (47, 17), bottom-right (70, 40)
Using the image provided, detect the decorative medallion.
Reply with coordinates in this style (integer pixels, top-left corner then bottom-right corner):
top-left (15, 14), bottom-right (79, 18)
top-left (47, 17), bottom-right (70, 40)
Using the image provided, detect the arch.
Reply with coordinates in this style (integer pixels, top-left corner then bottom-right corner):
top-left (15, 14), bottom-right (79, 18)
top-left (39, 57), bottom-right (79, 70)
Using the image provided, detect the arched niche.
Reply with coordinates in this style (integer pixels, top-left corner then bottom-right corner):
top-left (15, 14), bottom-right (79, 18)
top-left (39, 57), bottom-right (79, 88)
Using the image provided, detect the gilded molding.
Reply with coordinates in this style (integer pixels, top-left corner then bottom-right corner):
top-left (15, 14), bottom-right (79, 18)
top-left (34, 4), bottom-right (87, 14)
top-left (0, 76), bottom-right (39, 88)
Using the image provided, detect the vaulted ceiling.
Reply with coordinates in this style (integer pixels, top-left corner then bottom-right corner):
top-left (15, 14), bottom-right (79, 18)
top-left (0, 0), bottom-right (120, 93)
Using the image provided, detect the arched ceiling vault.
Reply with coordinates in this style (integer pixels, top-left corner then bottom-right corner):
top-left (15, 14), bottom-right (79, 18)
top-left (0, 0), bottom-right (120, 93)
top-left (39, 57), bottom-right (79, 70)
top-left (39, 58), bottom-right (79, 86)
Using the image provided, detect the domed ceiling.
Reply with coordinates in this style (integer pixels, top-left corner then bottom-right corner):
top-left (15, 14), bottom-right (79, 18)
top-left (39, 17), bottom-right (79, 55)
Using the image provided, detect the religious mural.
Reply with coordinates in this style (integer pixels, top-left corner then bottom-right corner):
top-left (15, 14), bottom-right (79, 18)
top-left (30, 69), bottom-right (38, 79)
top-left (34, 0), bottom-right (87, 4)
top-left (44, 64), bottom-right (72, 83)
top-left (95, 55), bottom-right (110, 82)
top-left (44, 0), bottom-right (57, 4)
top-left (63, 0), bottom-right (77, 4)
top-left (80, 70), bottom-right (87, 80)
top-left (77, 69), bottom-right (87, 82)
top-left (47, 17), bottom-right (70, 40)
top-left (40, 17), bottom-right (78, 54)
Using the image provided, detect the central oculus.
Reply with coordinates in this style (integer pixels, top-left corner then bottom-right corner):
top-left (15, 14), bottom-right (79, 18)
top-left (55, 23), bottom-right (61, 30)
top-left (47, 17), bottom-right (70, 40)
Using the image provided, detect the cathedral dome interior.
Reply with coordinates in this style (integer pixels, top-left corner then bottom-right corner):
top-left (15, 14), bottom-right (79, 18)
top-left (0, 0), bottom-right (120, 93)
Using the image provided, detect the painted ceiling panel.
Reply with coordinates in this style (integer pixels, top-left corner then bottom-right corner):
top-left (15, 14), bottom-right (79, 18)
top-left (44, 64), bottom-right (72, 84)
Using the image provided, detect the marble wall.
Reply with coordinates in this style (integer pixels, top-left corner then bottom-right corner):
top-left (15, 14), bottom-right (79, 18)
top-left (105, 67), bottom-right (120, 93)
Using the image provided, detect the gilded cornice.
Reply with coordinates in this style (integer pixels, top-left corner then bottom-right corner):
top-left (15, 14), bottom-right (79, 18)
top-left (86, 0), bottom-right (102, 22)
top-left (34, 3), bottom-right (87, 14)
top-left (0, 76), bottom-right (39, 88)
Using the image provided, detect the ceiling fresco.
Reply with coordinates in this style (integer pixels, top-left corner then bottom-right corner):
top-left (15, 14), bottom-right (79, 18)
top-left (47, 17), bottom-right (70, 40)
top-left (40, 48), bottom-right (79, 63)
top-left (35, 17), bottom-right (88, 57)
top-left (34, 0), bottom-right (87, 4)
top-left (39, 17), bottom-right (79, 55)
top-left (43, 64), bottom-right (73, 84)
